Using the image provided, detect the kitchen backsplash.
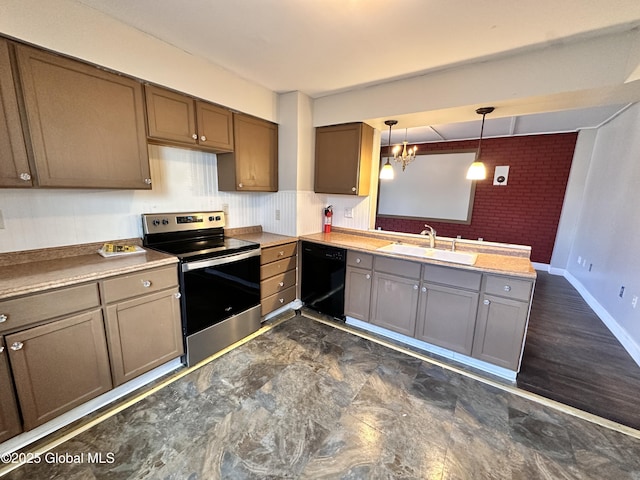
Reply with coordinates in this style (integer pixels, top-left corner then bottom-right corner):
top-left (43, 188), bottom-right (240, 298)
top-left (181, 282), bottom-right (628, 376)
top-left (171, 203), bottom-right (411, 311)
top-left (0, 145), bottom-right (371, 253)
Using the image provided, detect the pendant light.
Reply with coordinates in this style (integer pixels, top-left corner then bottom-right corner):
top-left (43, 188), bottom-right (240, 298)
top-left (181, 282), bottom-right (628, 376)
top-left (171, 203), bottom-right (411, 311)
top-left (466, 106), bottom-right (495, 180)
top-left (379, 120), bottom-right (397, 180)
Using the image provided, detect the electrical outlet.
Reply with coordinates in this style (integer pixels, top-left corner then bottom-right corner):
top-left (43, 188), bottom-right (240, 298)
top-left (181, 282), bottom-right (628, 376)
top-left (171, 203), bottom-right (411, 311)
top-left (619, 286), bottom-right (625, 298)
top-left (632, 296), bottom-right (638, 309)
top-left (344, 208), bottom-right (353, 218)
top-left (275, 209), bottom-right (280, 221)
top-left (0, 209), bottom-right (4, 229)
top-left (222, 204), bottom-right (229, 216)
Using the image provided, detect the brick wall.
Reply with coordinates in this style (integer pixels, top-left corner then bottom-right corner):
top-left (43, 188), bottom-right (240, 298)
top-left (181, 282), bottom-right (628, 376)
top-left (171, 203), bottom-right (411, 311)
top-left (376, 133), bottom-right (578, 263)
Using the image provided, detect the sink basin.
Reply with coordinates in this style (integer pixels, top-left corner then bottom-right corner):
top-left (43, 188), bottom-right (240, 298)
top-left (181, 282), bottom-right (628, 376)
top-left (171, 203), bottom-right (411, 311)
top-left (376, 243), bottom-right (478, 265)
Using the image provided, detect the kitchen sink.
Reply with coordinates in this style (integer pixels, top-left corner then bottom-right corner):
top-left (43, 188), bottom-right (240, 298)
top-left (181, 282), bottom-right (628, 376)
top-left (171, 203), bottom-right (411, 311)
top-left (376, 243), bottom-right (478, 265)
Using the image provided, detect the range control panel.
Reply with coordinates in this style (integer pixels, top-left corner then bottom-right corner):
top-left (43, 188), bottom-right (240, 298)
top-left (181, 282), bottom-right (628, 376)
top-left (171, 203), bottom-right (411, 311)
top-left (142, 211), bottom-right (225, 234)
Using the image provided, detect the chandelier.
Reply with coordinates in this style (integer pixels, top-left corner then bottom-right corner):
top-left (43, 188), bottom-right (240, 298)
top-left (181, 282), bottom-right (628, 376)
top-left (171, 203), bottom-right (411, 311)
top-left (392, 128), bottom-right (417, 171)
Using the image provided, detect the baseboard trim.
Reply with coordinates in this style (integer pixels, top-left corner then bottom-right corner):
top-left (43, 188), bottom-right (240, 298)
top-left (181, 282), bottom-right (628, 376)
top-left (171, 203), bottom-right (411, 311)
top-left (562, 270), bottom-right (640, 368)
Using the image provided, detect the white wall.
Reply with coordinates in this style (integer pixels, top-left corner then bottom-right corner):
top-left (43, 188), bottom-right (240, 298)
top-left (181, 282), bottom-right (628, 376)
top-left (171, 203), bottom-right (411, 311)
top-left (566, 103), bottom-right (640, 346)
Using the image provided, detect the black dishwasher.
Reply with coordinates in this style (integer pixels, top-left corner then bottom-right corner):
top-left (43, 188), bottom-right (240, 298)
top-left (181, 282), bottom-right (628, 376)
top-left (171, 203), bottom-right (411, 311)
top-left (301, 241), bottom-right (347, 320)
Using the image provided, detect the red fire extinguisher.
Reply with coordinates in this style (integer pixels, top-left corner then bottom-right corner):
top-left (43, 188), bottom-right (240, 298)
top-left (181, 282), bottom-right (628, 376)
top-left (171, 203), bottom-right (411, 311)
top-left (323, 205), bottom-right (333, 233)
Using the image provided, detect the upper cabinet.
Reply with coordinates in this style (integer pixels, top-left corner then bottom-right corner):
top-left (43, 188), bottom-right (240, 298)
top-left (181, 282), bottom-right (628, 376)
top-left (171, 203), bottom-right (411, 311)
top-left (145, 84), bottom-right (234, 152)
top-left (217, 113), bottom-right (278, 192)
top-left (0, 38), bottom-right (32, 188)
top-left (14, 44), bottom-right (151, 189)
top-left (315, 122), bottom-right (373, 196)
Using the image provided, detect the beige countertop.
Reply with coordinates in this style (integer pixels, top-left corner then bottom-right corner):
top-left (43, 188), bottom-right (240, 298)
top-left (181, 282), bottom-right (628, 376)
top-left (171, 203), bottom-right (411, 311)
top-left (0, 245), bottom-right (178, 300)
top-left (299, 231), bottom-right (536, 279)
top-left (231, 231), bottom-right (297, 248)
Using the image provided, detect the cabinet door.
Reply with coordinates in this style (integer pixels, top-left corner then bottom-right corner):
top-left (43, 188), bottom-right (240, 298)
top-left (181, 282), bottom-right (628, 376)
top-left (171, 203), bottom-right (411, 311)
top-left (196, 101), bottom-right (233, 152)
top-left (472, 294), bottom-right (530, 370)
top-left (15, 44), bottom-right (151, 189)
top-left (0, 39), bottom-right (32, 188)
top-left (0, 339), bottom-right (22, 442)
top-left (105, 288), bottom-right (183, 387)
top-left (415, 283), bottom-right (479, 355)
top-left (370, 272), bottom-right (419, 337)
top-left (145, 84), bottom-right (197, 145)
top-left (345, 267), bottom-right (372, 321)
top-left (314, 123), bottom-right (373, 196)
top-left (218, 113), bottom-right (278, 192)
top-left (6, 309), bottom-right (112, 430)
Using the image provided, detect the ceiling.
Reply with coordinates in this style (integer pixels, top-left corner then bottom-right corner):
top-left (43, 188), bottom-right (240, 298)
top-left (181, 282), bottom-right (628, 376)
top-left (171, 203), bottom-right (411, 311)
top-left (74, 0), bottom-right (640, 142)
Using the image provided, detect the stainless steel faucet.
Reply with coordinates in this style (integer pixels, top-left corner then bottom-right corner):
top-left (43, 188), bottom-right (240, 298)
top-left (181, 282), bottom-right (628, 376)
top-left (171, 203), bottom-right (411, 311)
top-left (420, 224), bottom-right (436, 248)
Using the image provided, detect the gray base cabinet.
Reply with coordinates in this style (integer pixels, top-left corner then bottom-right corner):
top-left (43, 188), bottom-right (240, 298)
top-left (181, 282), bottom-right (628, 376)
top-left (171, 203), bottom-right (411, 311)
top-left (0, 339), bottom-right (22, 442)
top-left (344, 251), bottom-right (373, 322)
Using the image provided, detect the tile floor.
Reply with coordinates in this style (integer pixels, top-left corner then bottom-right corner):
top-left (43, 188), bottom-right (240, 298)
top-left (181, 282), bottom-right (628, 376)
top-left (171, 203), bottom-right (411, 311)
top-left (3, 314), bottom-right (640, 479)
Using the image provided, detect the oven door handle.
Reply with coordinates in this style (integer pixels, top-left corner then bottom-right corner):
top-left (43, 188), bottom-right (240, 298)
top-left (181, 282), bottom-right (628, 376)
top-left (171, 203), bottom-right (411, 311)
top-left (181, 248), bottom-right (260, 272)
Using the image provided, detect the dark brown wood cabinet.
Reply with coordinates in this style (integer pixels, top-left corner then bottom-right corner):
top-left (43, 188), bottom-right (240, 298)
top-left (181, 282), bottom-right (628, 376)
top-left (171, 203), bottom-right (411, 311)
top-left (101, 266), bottom-right (183, 386)
top-left (217, 113), bottom-right (278, 192)
top-left (314, 122), bottom-right (373, 196)
top-left (6, 309), bottom-right (112, 430)
top-left (0, 38), bottom-right (32, 188)
top-left (145, 84), bottom-right (234, 152)
top-left (0, 338), bottom-right (22, 442)
top-left (14, 44), bottom-right (151, 189)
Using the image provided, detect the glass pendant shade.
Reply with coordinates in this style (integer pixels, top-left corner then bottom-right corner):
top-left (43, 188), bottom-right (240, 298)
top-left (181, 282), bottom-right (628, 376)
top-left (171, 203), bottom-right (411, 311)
top-left (380, 160), bottom-right (394, 179)
top-left (466, 161), bottom-right (486, 180)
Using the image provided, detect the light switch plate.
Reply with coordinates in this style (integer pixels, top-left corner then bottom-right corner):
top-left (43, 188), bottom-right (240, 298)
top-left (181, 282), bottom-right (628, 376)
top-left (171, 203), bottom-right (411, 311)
top-left (493, 166), bottom-right (509, 186)
top-left (344, 208), bottom-right (353, 218)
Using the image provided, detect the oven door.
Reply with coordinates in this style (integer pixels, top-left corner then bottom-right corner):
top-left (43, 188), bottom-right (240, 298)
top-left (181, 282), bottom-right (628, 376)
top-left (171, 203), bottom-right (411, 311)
top-left (180, 249), bottom-right (260, 336)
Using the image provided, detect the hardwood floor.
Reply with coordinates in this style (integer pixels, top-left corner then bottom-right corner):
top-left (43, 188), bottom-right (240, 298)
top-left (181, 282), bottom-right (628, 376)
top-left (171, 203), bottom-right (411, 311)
top-left (517, 271), bottom-right (640, 429)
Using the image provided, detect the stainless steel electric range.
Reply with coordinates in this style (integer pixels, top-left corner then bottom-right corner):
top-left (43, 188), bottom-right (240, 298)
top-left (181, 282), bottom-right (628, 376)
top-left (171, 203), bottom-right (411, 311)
top-left (142, 211), bottom-right (260, 366)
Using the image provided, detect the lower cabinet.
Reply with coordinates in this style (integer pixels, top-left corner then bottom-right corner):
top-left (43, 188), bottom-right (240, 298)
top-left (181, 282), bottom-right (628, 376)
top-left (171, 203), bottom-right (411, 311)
top-left (370, 257), bottom-right (421, 337)
top-left (0, 338), bottom-right (22, 442)
top-left (260, 242), bottom-right (297, 316)
top-left (105, 288), bottom-right (183, 387)
top-left (344, 252), bottom-right (373, 321)
top-left (6, 309), bottom-right (112, 430)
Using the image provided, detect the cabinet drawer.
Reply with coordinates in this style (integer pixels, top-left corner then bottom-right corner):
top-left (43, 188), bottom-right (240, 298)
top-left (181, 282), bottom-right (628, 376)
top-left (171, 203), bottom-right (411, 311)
top-left (261, 242), bottom-right (297, 265)
top-left (261, 256), bottom-right (296, 280)
top-left (101, 266), bottom-right (178, 303)
top-left (261, 286), bottom-right (296, 316)
top-left (347, 251), bottom-right (373, 269)
top-left (483, 275), bottom-right (533, 302)
top-left (261, 270), bottom-right (296, 298)
top-left (374, 256), bottom-right (421, 279)
top-left (423, 264), bottom-right (481, 291)
top-left (0, 283), bottom-right (100, 333)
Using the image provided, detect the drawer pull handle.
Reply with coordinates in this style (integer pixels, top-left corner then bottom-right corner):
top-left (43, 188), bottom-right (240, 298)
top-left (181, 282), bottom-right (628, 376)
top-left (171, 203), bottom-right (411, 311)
top-left (365, 274), bottom-right (371, 280)
top-left (279, 281), bottom-right (284, 287)
top-left (225, 306), bottom-right (232, 312)
top-left (0, 314), bottom-right (7, 323)
top-left (503, 285), bottom-right (511, 292)
top-left (278, 251), bottom-right (284, 256)
top-left (174, 292), bottom-right (182, 299)
top-left (483, 299), bottom-right (491, 305)
top-left (142, 280), bottom-right (152, 288)
top-left (10, 342), bottom-right (23, 351)
top-left (356, 258), bottom-right (361, 263)
top-left (279, 298), bottom-right (284, 304)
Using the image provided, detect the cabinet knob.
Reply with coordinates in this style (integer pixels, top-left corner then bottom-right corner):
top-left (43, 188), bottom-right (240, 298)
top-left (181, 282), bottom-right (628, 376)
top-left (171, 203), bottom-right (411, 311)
top-left (413, 285), bottom-right (418, 290)
top-left (483, 299), bottom-right (491, 305)
top-left (365, 274), bottom-right (371, 280)
top-left (10, 342), bottom-right (23, 351)
top-left (278, 251), bottom-right (284, 256)
top-left (0, 346), bottom-right (4, 354)
top-left (279, 298), bottom-right (284, 304)
top-left (174, 292), bottom-right (182, 299)
top-left (238, 183), bottom-right (243, 188)
top-left (356, 258), bottom-right (361, 263)
top-left (144, 178), bottom-right (152, 185)
top-left (192, 133), bottom-right (198, 140)
top-left (278, 281), bottom-right (284, 287)
top-left (503, 285), bottom-right (512, 292)
top-left (200, 135), bottom-right (207, 142)
top-left (142, 280), bottom-right (152, 288)
top-left (19, 172), bottom-right (31, 181)
top-left (0, 314), bottom-right (7, 323)
top-left (351, 187), bottom-right (356, 192)
top-left (421, 286), bottom-right (427, 293)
